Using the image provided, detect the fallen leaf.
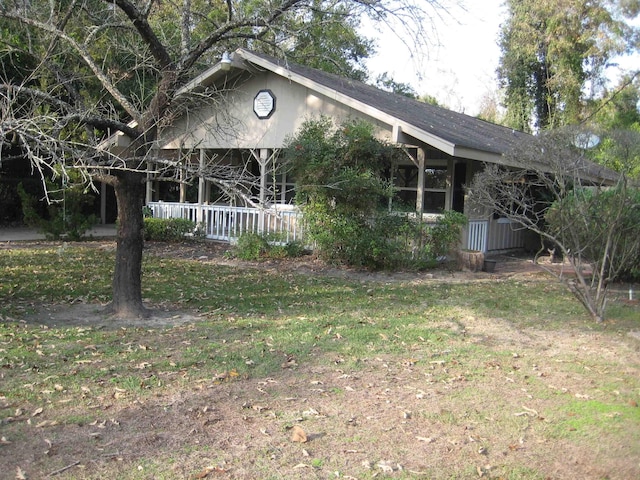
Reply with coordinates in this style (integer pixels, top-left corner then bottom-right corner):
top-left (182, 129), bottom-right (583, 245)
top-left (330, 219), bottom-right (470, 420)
top-left (15, 466), bottom-right (27, 480)
top-left (36, 420), bottom-right (58, 428)
top-left (281, 358), bottom-right (297, 368)
top-left (31, 407), bottom-right (43, 417)
top-left (290, 425), bottom-right (307, 443)
top-left (192, 465), bottom-right (227, 478)
top-left (377, 461), bottom-right (395, 473)
top-left (302, 408), bottom-right (319, 417)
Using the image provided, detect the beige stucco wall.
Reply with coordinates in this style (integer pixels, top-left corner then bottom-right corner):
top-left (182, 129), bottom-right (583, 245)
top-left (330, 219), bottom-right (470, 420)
top-left (159, 72), bottom-right (393, 150)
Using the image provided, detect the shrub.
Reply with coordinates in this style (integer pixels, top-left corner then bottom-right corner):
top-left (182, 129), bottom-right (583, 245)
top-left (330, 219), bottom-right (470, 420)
top-left (234, 233), bottom-right (270, 260)
top-left (428, 210), bottom-right (468, 258)
top-left (546, 186), bottom-right (640, 282)
top-left (143, 217), bottom-right (196, 241)
top-left (17, 182), bottom-right (97, 241)
top-left (232, 232), bottom-right (307, 260)
top-left (282, 118), bottom-right (471, 270)
top-left (282, 240), bottom-right (306, 258)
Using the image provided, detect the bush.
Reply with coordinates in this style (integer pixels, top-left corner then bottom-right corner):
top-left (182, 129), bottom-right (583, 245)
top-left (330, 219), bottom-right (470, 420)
top-left (232, 232), bottom-right (307, 260)
top-left (143, 217), bottom-right (197, 242)
top-left (17, 182), bottom-right (97, 241)
top-left (546, 186), bottom-right (640, 282)
top-left (284, 117), bottom-right (468, 271)
top-left (234, 233), bottom-right (270, 260)
top-left (427, 211), bottom-right (468, 259)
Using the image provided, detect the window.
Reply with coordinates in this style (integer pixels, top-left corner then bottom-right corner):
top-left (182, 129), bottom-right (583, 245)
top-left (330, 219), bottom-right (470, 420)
top-left (423, 166), bottom-right (448, 212)
top-left (272, 172), bottom-right (296, 204)
top-left (390, 164), bottom-right (449, 213)
top-left (424, 168), bottom-right (448, 189)
top-left (423, 191), bottom-right (446, 213)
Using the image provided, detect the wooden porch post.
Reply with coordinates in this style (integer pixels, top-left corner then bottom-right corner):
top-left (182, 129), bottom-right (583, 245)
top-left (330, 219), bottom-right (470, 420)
top-left (195, 149), bottom-right (208, 224)
top-left (259, 148), bottom-right (269, 234)
top-left (100, 181), bottom-right (107, 224)
top-left (179, 166), bottom-right (187, 203)
top-left (259, 148), bottom-right (269, 206)
top-left (416, 147), bottom-right (425, 216)
top-left (198, 149), bottom-right (206, 205)
top-left (145, 161), bottom-right (154, 204)
top-left (445, 158), bottom-right (454, 211)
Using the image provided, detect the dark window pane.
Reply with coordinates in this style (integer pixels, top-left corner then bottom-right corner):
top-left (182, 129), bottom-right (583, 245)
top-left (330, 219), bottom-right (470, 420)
top-left (424, 168), bottom-right (447, 189)
top-left (394, 166), bottom-right (418, 188)
top-left (423, 192), bottom-right (445, 213)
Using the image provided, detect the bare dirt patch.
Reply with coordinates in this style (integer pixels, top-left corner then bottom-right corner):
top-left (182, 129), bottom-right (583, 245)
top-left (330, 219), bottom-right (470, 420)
top-left (2, 240), bottom-right (640, 479)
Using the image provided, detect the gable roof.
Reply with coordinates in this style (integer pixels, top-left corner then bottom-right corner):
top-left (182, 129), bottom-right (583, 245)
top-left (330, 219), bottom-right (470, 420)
top-left (242, 49), bottom-right (528, 160)
top-left (179, 48), bottom-right (531, 163)
top-left (221, 49), bottom-right (617, 183)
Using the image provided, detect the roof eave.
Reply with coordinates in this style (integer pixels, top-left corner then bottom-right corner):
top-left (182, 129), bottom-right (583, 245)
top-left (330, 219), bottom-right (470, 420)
top-left (176, 58), bottom-right (249, 96)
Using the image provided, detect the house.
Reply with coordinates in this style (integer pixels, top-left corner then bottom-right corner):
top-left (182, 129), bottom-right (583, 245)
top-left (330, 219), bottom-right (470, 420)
top-left (106, 48), bottom-right (609, 252)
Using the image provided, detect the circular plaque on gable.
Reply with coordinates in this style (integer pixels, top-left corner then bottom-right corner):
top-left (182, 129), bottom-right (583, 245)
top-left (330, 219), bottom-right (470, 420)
top-left (253, 89), bottom-right (276, 119)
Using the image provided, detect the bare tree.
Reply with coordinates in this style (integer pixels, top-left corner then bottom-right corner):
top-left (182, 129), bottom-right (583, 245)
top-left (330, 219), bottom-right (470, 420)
top-left (0, 0), bottom-right (448, 318)
top-left (468, 127), bottom-right (640, 322)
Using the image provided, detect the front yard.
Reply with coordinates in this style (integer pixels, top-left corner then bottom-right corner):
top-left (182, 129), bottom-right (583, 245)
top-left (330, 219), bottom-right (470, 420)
top-left (1, 241), bottom-right (639, 479)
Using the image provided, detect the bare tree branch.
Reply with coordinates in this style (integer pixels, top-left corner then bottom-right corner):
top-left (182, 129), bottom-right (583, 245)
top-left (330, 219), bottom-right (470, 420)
top-left (2, 9), bottom-right (141, 123)
top-left (112, 0), bottom-right (173, 70)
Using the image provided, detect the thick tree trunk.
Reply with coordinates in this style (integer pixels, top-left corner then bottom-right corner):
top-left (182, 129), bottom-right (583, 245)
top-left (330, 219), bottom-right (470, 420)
top-left (107, 171), bottom-right (149, 318)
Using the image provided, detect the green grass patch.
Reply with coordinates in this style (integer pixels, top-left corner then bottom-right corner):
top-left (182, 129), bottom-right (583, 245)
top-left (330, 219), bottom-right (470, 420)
top-left (549, 398), bottom-right (640, 439)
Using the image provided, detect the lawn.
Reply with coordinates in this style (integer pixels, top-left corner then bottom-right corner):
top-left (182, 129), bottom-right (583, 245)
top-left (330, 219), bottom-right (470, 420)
top-left (1, 241), bottom-right (639, 479)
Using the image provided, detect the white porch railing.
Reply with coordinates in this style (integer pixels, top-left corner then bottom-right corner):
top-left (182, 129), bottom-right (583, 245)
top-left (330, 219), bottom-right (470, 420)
top-left (148, 203), bottom-right (519, 255)
top-left (466, 220), bottom-right (488, 252)
top-left (147, 202), bottom-right (303, 243)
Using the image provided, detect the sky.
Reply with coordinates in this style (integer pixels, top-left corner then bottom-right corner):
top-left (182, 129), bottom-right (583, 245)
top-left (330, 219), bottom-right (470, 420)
top-left (364, 1), bottom-right (640, 117)
top-left (364, 1), bottom-right (507, 116)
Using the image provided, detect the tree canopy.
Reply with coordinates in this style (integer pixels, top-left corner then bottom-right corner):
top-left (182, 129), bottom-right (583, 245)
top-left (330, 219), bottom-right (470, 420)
top-left (498, 0), bottom-right (639, 132)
